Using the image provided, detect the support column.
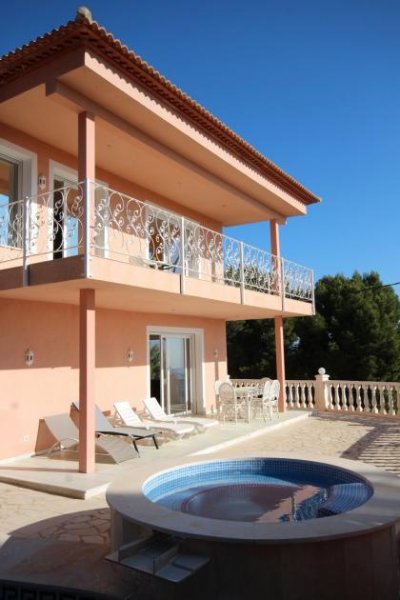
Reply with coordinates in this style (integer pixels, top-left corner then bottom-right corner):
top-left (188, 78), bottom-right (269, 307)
top-left (78, 111), bottom-right (95, 278)
top-left (79, 288), bottom-right (96, 473)
top-left (274, 315), bottom-right (286, 413)
top-left (270, 219), bottom-right (280, 258)
top-left (270, 220), bottom-right (286, 412)
top-left (78, 111), bottom-right (96, 182)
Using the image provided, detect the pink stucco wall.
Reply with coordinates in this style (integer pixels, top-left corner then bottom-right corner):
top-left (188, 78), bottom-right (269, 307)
top-left (0, 297), bottom-right (227, 461)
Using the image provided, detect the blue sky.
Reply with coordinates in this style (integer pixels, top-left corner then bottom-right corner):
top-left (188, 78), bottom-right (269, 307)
top-left (1, 1), bottom-right (399, 287)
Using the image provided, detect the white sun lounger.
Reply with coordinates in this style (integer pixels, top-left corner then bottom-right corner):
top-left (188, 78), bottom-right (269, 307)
top-left (143, 397), bottom-right (219, 432)
top-left (113, 401), bottom-right (195, 438)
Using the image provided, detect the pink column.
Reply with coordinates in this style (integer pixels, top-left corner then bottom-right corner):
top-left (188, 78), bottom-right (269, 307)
top-left (79, 288), bottom-right (96, 473)
top-left (78, 111), bottom-right (95, 181)
top-left (78, 111), bottom-right (96, 473)
top-left (270, 220), bottom-right (286, 413)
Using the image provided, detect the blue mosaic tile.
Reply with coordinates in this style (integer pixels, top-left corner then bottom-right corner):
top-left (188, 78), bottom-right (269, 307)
top-left (143, 458), bottom-right (373, 521)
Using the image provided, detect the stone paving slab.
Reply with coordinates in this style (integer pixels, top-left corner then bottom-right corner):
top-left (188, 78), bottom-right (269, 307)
top-left (0, 411), bottom-right (399, 598)
top-left (0, 411), bottom-right (306, 498)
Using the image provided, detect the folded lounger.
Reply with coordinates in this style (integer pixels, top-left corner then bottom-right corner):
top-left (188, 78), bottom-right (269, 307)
top-left (113, 401), bottom-right (195, 438)
top-left (72, 401), bottom-right (159, 456)
top-left (143, 396), bottom-right (219, 431)
top-left (44, 413), bottom-right (137, 463)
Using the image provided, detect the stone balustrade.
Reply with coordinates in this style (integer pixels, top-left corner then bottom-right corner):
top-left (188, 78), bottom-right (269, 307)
top-left (231, 369), bottom-right (400, 417)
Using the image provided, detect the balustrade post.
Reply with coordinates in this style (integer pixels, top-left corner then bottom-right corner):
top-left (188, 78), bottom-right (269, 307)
top-left (314, 367), bottom-right (330, 411)
top-left (239, 241), bottom-right (245, 304)
top-left (83, 178), bottom-right (91, 278)
top-left (22, 195), bottom-right (30, 286)
top-left (311, 269), bottom-right (316, 315)
top-left (280, 257), bottom-right (285, 311)
top-left (180, 216), bottom-right (185, 294)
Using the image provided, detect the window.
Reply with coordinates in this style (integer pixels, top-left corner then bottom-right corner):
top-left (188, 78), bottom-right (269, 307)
top-left (0, 155), bottom-right (22, 248)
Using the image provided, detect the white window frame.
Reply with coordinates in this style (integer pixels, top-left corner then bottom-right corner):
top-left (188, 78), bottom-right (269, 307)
top-left (0, 138), bottom-right (37, 251)
top-left (146, 325), bottom-right (205, 415)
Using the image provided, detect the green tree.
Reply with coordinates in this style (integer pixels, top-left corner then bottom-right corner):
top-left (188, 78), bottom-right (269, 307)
top-left (227, 272), bottom-right (400, 381)
top-left (227, 318), bottom-right (297, 378)
top-left (298, 272), bottom-right (400, 380)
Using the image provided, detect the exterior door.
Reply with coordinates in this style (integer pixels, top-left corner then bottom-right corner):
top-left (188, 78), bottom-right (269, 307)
top-left (149, 333), bottom-right (192, 414)
top-left (0, 155), bottom-right (22, 249)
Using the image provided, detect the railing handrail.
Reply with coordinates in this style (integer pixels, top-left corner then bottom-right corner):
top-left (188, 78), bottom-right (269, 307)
top-left (327, 379), bottom-right (400, 387)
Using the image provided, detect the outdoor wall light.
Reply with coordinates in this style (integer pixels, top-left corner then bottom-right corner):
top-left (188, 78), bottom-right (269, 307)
top-left (213, 348), bottom-right (219, 360)
top-left (38, 174), bottom-right (47, 191)
top-left (127, 347), bottom-right (134, 363)
top-left (25, 348), bottom-right (34, 367)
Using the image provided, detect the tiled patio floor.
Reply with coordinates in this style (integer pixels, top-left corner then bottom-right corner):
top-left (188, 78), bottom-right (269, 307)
top-left (0, 411), bottom-right (399, 598)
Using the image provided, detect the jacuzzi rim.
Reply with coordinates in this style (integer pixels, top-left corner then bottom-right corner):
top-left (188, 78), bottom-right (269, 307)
top-left (106, 453), bottom-right (400, 544)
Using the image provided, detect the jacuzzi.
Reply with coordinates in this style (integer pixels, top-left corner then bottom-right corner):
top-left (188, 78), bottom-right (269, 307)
top-left (107, 454), bottom-right (400, 599)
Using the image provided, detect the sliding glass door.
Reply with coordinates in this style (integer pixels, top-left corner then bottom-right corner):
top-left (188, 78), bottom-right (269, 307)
top-left (149, 333), bottom-right (193, 414)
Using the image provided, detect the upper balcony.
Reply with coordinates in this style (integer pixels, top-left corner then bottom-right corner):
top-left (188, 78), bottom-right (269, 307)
top-left (0, 181), bottom-right (314, 319)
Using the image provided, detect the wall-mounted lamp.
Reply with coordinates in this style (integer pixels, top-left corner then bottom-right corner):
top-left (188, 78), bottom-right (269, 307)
top-left (25, 348), bottom-right (34, 367)
top-left (38, 174), bottom-right (47, 191)
top-left (213, 348), bottom-right (219, 360)
top-left (127, 347), bottom-right (134, 363)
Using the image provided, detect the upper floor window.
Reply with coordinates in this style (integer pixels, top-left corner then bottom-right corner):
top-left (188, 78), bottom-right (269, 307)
top-left (0, 155), bottom-right (22, 248)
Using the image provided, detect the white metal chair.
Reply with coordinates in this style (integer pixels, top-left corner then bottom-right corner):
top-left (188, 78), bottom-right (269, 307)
top-left (263, 379), bottom-right (280, 420)
top-left (218, 381), bottom-right (242, 423)
top-left (214, 379), bottom-right (222, 416)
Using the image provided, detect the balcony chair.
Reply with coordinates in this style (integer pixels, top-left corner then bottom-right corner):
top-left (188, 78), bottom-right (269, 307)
top-left (113, 401), bottom-right (195, 438)
top-left (72, 401), bottom-right (159, 456)
top-left (44, 413), bottom-right (137, 464)
top-left (143, 397), bottom-right (218, 432)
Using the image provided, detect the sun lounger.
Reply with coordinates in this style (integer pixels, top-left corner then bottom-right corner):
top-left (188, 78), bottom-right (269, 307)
top-left (72, 402), bottom-right (159, 455)
top-left (113, 401), bottom-right (195, 438)
top-left (44, 413), bottom-right (137, 464)
top-left (143, 397), bottom-right (219, 431)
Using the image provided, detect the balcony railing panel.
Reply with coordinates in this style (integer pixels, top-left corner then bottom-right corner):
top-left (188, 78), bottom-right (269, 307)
top-left (0, 181), bottom-right (314, 305)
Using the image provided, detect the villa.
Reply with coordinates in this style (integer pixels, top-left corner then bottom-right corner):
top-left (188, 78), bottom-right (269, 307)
top-left (0, 8), bottom-right (319, 473)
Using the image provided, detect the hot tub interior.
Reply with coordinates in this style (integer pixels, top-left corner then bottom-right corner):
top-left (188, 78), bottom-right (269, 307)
top-left (143, 458), bottom-right (373, 523)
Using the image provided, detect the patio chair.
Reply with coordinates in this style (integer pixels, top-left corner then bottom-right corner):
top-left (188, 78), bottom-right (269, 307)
top-left (261, 379), bottom-right (280, 420)
top-left (218, 381), bottom-right (242, 423)
top-left (72, 402), bottom-right (159, 456)
top-left (44, 413), bottom-right (137, 464)
top-left (143, 397), bottom-right (218, 432)
top-left (214, 379), bottom-right (222, 415)
top-left (113, 401), bottom-right (195, 438)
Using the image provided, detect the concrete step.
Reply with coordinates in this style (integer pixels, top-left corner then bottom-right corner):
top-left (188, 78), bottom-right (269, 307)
top-left (107, 533), bottom-right (209, 583)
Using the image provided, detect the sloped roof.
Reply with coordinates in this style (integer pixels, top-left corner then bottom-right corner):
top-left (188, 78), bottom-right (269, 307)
top-left (0, 8), bottom-right (321, 206)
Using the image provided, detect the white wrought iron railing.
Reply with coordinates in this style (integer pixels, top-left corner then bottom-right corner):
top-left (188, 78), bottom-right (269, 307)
top-left (0, 181), bottom-right (314, 302)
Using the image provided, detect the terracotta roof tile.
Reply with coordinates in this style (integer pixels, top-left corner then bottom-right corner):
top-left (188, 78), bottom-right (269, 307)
top-left (0, 12), bottom-right (321, 205)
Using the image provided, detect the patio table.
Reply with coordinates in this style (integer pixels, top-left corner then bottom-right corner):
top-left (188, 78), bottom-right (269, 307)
top-left (234, 386), bottom-right (258, 422)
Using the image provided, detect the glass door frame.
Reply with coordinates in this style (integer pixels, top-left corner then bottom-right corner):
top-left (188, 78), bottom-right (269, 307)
top-left (147, 326), bottom-right (205, 415)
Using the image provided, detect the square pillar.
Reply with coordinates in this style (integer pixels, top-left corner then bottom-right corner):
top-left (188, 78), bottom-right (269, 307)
top-left (79, 288), bottom-right (96, 473)
top-left (78, 111), bottom-right (96, 182)
top-left (269, 219), bottom-right (280, 257)
top-left (78, 111), bottom-right (95, 277)
top-left (274, 315), bottom-right (286, 413)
